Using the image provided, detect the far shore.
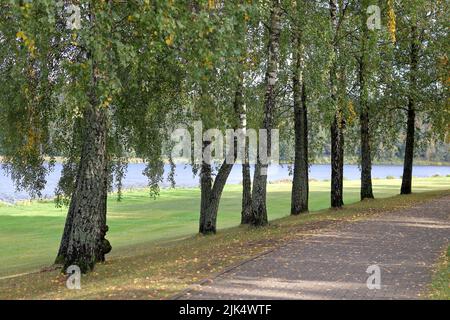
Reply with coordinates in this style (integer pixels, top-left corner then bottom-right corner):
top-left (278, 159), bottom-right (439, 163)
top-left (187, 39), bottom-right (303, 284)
top-left (0, 156), bottom-right (449, 167)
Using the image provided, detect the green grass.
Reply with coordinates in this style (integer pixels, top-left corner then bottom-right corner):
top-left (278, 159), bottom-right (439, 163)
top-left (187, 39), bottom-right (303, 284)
top-left (0, 176), bottom-right (449, 278)
top-left (429, 246), bottom-right (450, 300)
top-left (0, 188), bottom-right (448, 300)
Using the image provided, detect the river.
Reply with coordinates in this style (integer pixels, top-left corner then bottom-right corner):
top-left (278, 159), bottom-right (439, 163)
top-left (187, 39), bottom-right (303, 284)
top-left (0, 163), bottom-right (449, 202)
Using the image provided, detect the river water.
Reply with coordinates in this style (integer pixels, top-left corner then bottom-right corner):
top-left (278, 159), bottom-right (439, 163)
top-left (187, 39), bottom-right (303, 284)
top-left (0, 163), bottom-right (449, 202)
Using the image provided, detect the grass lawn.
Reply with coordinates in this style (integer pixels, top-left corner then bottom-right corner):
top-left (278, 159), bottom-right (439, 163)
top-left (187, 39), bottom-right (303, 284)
top-left (0, 176), bottom-right (449, 279)
top-left (0, 187), bottom-right (448, 299)
top-left (429, 245), bottom-right (450, 300)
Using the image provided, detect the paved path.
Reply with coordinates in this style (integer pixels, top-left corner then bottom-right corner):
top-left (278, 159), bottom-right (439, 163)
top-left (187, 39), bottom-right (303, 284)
top-left (178, 196), bottom-right (450, 300)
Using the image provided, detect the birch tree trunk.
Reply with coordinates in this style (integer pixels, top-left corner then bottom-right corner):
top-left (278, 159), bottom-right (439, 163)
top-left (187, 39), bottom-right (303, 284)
top-left (251, 0), bottom-right (282, 226)
top-left (291, 1), bottom-right (309, 215)
top-left (199, 141), bottom-right (213, 234)
top-left (57, 102), bottom-right (109, 272)
top-left (240, 92), bottom-right (253, 225)
top-left (199, 78), bottom-right (245, 234)
top-left (359, 9), bottom-right (374, 200)
top-left (401, 24), bottom-right (419, 195)
top-left (55, 5), bottom-right (110, 271)
top-left (329, 0), bottom-right (344, 208)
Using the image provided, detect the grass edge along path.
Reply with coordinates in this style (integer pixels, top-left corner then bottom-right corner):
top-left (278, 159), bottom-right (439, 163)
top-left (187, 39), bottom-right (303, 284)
top-left (428, 245), bottom-right (450, 300)
top-left (1, 177), bottom-right (449, 278)
top-left (0, 189), bottom-right (448, 300)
